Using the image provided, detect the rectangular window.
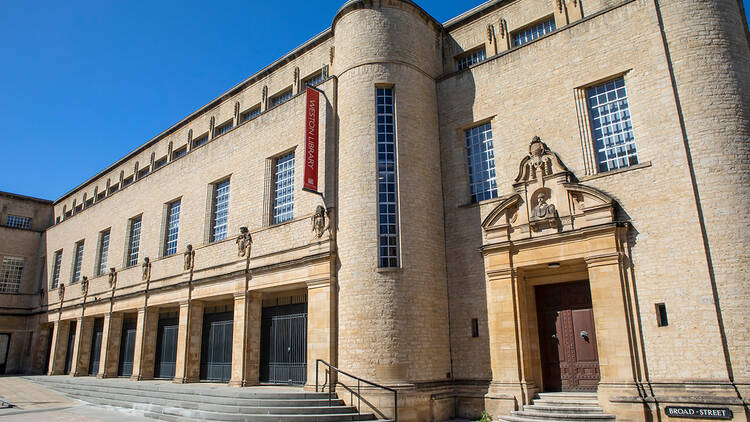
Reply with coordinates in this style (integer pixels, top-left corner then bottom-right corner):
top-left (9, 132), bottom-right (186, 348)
top-left (471, 318), bottom-right (480, 338)
top-left (5, 215), bottom-right (32, 229)
top-left (126, 216), bottom-right (142, 267)
top-left (455, 46), bottom-right (487, 71)
top-left (137, 167), bottom-right (150, 179)
top-left (164, 200), bottom-right (181, 256)
top-left (272, 152), bottom-right (295, 224)
top-left (211, 180), bottom-right (230, 242)
top-left (154, 156), bottom-right (168, 170)
top-left (512, 17), bottom-right (556, 47)
top-left (122, 175), bottom-right (134, 188)
top-left (85, 198), bottom-right (94, 208)
top-left (71, 241), bottom-right (84, 282)
top-left (269, 88), bottom-right (293, 108)
top-left (240, 106), bottom-right (261, 123)
top-left (109, 183), bottom-right (119, 194)
top-left (172, 146), bottom-right (187, 160)
top-left (302, 71), bottom-right (325, 89)
top-left (96, 191), bottom-right (105, 201)
top-left (214, 120), bottom-right (233, 137)
top-left (465, 122), bottom-right (499, 203)
top-left (586, 77), bottom-right (637, 173)
top-left (376, 87), bottom-right (399, 268)
top-left (656, 303), bottom-right (669, 327)
top-left (51, 250), bottom-right (62, 289)
top-left (192, 133), bottom-right (208, 148)
top-left (0, 257), bottom-right (24, 293)
top-left (97, 230), bottom-right (110, 276)
top-left (74, 204), bottom-right (83, 213)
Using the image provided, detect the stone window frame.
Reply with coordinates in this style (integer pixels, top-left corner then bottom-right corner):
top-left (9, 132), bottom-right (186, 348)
top-left (300, 68), bottom-right (327, 92)
top-left (575, 71), bottom-right (639, 176)
top-left (375, 85), bottom-right (401, 269)
top-left (0, 256), bottom-right (24, 294)
top-left (262, 147), bottom-right (297, 227)
top-left (162, 198), bottom-right (182, 257)
top-left (51, 249), bottom-right (63, 289)
top-left (95, 228), bottom-right (110, 277)
top-left (268, 86), bottom-right (294, 109)
top-left (510, 15), bottom-right (557, 48)
top-left (458, 116), bottom-right (499, 205)
top-left (124, 215), bottom-right (142, 268)
top-left (454, 45), bottom-right (487, 71)
top-left (206, 177), bottom-right (231, 243)
top-left (214, 119), bottom-right (234, 138)
top-left (70, 239), bottom-right (85, 283)
top-left (191, 132), bottom-right (209, 149)
top-left (239, 105), bottom-right (261, 124)
top-left (5, 215), bottom-right (32, 230)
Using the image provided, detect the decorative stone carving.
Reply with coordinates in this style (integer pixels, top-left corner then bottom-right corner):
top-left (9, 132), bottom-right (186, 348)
top-left (81, 276), bottom-right (89, 295)
top-left (311, 205), bottom-right (330, 238)
top-left (329, 46), bottom-right (335, 64)
top-left (515, 136), bottom-right (568, 183)
top-left (108, 267), bottom-right (117, 286)
top-left (58, 284), bottom-right (65, 300)
top-left (294, 67), bottom-right (300, 86)
top-left (142, 257), bottom-right (151, 281)
top-left (262, 86), bottom-right (268, 105)
top-left (500, 19), bottom-right (507, 39)
top-left (184, 245), bottom-right (195, 271)
top-left (556, 0), bottom-right (564, 13)
top-left (236, 227), bottom-right (252, 257)
top-left (487, 24), bottom-right (494, 44)
top-left (530, 192), bottom-right (557, 221)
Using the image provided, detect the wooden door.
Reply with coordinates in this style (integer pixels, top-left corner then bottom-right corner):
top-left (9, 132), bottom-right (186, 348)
top-left (536, 281), bottom-right (600, 391)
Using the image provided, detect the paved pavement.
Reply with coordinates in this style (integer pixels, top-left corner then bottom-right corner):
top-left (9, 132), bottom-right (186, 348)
top-left (0, 376), bottom-right (156, 421)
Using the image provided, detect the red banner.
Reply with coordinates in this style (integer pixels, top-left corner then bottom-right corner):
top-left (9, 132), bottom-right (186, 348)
top-left (303, 87), bottom-right (320, 192)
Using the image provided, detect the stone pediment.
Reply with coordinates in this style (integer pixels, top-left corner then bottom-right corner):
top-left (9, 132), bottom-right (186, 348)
top-left (482, 137), bottom-right (615, 243)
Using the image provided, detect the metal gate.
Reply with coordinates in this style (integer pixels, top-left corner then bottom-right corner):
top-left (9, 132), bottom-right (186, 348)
top-left (0, 333), bottom-right (9, 374)
top-left (88, 318), bottom-right (104, 375)
top-left (200, 311), bottom-right (233, 382)
top-left (118, 318), bottom-right (137, 377)
top-left (154, 317), bottom-right (178, 379)
top-left (64, 321), bottom-right (77, 375)
top-left (260, 303), bottom-right (307, 385)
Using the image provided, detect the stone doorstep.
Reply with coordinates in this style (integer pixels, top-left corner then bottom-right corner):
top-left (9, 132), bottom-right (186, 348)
top-left (498, 392), bottom-right (617, 422)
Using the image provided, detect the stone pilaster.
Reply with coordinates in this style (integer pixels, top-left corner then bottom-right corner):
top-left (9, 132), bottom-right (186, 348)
top-left (48, 320), bottom-right (69, 375)
top-left (72, 317), bottom-right (94, 376)
top-left (98, 312), bottom-right (123, 378)
top-left (173, 301), bottom-right (203, 383)
top-left (306, 278), bottom-right (334, 390)
top-left (130, 307), bottom-right (147, 380)
top-left (229, 291), bottom-right (262, 387)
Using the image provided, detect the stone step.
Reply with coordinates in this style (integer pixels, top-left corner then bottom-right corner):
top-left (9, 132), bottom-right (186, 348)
top-left (33, 379), bottom-right (345, 408)
top-left (536, 392), bottom-right (598, 399)
top-left (533, 398), bottom-right (600, 407)
top-left (503, 412), bottom-right (616, 421)
top-left (524, 404), bottom-right (605, 414)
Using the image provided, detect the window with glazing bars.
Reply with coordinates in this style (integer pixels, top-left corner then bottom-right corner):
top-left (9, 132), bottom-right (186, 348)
top-left (465, 123), bottom-right (499, 203)
top-left (192, 134), bottom-right (208, 148)
top-left (0, 257), bottom-right (24, 293)
top-left (456, 47), bottom-right (487, 71)
top-left (71, 241), bottom-right (84, 282)
top-left (127, 217), bottom-right (142, 267)
top-left (240, 107), bottom-right (261, 123)
top-left (586, 77), bottom-right (638, 172)
top-left (97, 230), bottom-right (110, 276)
top-left (512, 17), bottom-right (556, 47)
top-left (164, 200), bottom-right (181, 255)
top-left (211, 180), bottom-right (230, 242)
top-left (51, 250), bottom-right (62, 289)
top-left (6, 215), bottom-right (31, 229)
top-left (172, 146), bottom-right (187, 160)
top-left (272, 152), bottom-right (295, 224)
top-left (214, 120), bottom-right (233, 137)
top-left (269, 89), bottom-right (293, 107)
top-left (376, 87), bottom-right (399, 268)
top-left (302, 71), bottom-right (325, 89)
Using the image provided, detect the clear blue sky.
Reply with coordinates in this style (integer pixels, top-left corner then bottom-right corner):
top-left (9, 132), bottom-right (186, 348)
top-left (1, 1), bottom-right (748, 200)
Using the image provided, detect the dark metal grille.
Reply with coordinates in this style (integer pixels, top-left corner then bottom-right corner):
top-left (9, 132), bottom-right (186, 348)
top-left (155, 317), bottom-right (179, 379)
top-left (64, 321), bottom-right (77, 375)
top-left (260, 303), bottom-right (307, 385)
top-left (88, 318), bottom-right (104, 375)
top-left (200, 312), bottom-right (233, 382)
top-left (118, 319), bottom-right (137, 377)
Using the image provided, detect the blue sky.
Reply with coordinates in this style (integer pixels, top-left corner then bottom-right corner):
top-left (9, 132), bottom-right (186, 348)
top-left (1, 1), bottom-right (749, 200)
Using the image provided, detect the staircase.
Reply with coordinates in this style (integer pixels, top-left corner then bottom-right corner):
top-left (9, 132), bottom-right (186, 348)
top-left (26, 376), bottom-right (387, 422)
top-left (497, 392), bottom-right (617, 421)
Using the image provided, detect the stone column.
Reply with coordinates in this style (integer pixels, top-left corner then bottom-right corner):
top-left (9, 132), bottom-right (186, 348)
top-left (137, 307), bottom-right (159, 380)
top-left (306, 279), bottom-right (333, 390)
top-left (229, 293), bottom-right (247, 387)
top-left (229, 291), bottom-right (263, 387)
top-left (73, 317), bottom-right (94, 376)
top-left (130, 308), bottom-right (146, 380)
top-left (48, 320), bottom-right (69, 375)
top-left (484, 268), bottom-right (525, 415)
top-left (173, 301), bottom-right (203, 383)
top-left (98, 312), bottom-right (123, 378)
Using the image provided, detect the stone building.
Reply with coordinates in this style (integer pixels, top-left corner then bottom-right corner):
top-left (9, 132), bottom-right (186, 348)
top-left (0, 0), bottom-right (748, 420)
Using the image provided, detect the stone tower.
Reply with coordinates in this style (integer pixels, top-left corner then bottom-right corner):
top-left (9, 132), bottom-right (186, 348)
top-left (656, 0), bottom-right (750, 396)
top-left (332, 0), bottom-right (452, 419)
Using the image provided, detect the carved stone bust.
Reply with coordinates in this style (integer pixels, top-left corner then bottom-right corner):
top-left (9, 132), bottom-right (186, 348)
top-left (236, 227), bottom-right (252, 257)
top-left (311, 205), bottom-right (329, 238)
top-left (531, 193), bottom-right (557, 220)
top-left (184, 245), bottom-right (195, 271)
top-left (142, 257), bottom-right (151, 281)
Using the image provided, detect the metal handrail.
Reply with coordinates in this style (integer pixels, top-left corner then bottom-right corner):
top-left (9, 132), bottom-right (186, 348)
top-left (315, 359), bottom-right (398, 422)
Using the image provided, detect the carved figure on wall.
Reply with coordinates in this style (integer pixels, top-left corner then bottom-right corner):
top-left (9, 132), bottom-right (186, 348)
top-left (311, 205), bottom-right (330, 238)
top-left (142, 257), bottom-right (151, 281)
top-left (236, 227), bottom-right (253, 257)
top-left (81, 276), bottom-right (89, 295)
top-left (58, 283), bottom-right (65, 300)
top-left (108, 267), bottom-right (117, 286)
top-left (184, 245), bottom-right (195, 271)
top-left (531, 193), bottom-right (557, 220)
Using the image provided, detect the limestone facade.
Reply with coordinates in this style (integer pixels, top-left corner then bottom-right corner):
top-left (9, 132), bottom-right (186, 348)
top-left (0, 0), bottom-right (748, 421)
